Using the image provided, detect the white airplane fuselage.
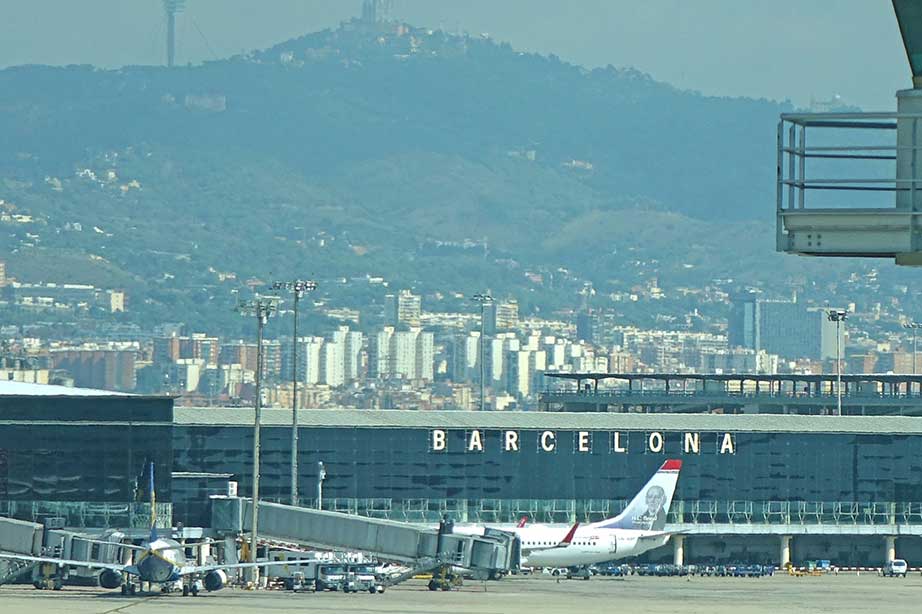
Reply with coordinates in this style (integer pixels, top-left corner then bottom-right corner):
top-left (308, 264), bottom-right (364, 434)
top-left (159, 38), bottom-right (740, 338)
top-left (134, 538), bottom-right (187, 584)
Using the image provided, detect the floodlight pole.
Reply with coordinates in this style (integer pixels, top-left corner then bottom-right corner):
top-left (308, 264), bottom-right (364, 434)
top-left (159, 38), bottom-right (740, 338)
top-left (272, 280), bottom-right (317, 507)
top-left (236, 295), bottom-right (278, 586)
top-left (903, 321), bottom-right (922, 376)
top-left (827, 309), bottom-right (847, 416)
top-left (471, 293), bottom-right (494, 411)
top-left (317, 461), bottom-right (326, 510)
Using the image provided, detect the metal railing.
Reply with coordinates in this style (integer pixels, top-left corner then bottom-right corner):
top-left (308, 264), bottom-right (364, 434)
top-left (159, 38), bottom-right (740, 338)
top-left (540, 389), bottom-right (922, 403)
top-left (775, 111), bottom-right (922, 257)
top-left (303, 497), bottom-right (922, 527)
top-left (0, 500), bottom-right (172, 529)
top-left (777, 113), bottom-right (915, 211)
top-left (6, 497), bottom-right (922, 530)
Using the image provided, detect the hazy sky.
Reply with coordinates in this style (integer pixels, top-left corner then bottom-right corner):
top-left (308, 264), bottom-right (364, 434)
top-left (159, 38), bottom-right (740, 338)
top-left (0, 1), bottom-right (910, 109)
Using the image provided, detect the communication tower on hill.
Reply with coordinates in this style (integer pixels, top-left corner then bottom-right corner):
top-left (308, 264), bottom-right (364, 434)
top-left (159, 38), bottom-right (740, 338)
top-left (164, 0), bottom-right (186, 67)
top-left (361, 0), bottom-right (394, 24)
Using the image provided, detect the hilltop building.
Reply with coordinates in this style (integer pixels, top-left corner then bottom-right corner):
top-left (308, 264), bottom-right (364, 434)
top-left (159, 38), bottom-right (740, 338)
top-left (484, 299), bottom-right (519, 336)
top-left (384, 289), bottom-right (422, 328)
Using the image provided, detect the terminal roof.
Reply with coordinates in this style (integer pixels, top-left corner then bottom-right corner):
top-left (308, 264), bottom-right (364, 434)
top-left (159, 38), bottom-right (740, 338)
top-left (175, 407), bottom-right (922, 435)
top-left (0, 380), bottom-right (133, 397)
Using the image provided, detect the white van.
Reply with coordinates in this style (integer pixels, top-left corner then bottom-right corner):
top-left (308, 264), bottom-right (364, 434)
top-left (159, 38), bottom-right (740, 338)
top-left (883, 559), bottom-right (908, 578)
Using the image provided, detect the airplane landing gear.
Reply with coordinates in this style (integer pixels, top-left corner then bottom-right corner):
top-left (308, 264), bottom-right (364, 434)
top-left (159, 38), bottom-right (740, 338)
top-left (121, 583), bottom-right (137, 596)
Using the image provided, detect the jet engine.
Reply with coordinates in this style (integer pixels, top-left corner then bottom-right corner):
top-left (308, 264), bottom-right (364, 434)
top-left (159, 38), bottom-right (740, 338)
top-left (99, 569), bottom-right (122, 589)
top-left (204, 569), bottom-right (227, 592)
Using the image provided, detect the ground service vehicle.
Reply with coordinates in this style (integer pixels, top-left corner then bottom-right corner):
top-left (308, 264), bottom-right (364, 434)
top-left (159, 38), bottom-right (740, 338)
top-left (317, 564), bottom-right (347, 591)
top-left (592, 563), bottom-right (624, 577)
top-left (346, 564), bottom-right (385, 594)
top-left (286, 570), bottom-right (314, 593)
top-left (883, 559), bottom-right (908, 578)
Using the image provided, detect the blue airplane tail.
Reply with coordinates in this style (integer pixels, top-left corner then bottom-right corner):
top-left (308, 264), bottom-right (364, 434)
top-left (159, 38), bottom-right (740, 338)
top-left (148, 461), bottom-right (158, 542)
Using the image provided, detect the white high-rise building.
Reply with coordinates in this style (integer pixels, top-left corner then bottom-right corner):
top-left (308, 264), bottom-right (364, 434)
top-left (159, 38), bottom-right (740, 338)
top-left (543, 337), bottom-right (567, 370)
top-left (384, 289), bottom-right (422, 328)
top-left (393, 331), bottom-right (418, 378)
top-left (343, 331), bottom-right (363, 382)
top-left (371, 327), bottom-right (395, 377)
top-left (321, 341), bottom-right (344, 387)
top-left (371, 326), bottom-right (435, 382)
top-left (490, 333), bottom-right (519, 392)
top-left (416, 331), bottom-right (434, 381)
top-left (296, 337), bottom-right (325, 384)
top-left (509, 350), bottom-right (531, 398)
top-left (452, 331), bottom-right (480, 382)
top-left (507, 349), bottom-right (547, 398)
top-left (332, 326), bottom-right (364, 382)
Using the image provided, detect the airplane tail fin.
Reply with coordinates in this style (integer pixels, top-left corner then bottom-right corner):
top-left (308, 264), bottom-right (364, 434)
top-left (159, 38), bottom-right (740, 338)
top-left (594, 459), bottom-right (682, 531)
top-left (557, 522), bottom-right (579, 547)
top-left (516, 516), bottom-right (528, 528)
top-left (148, 462), bottom-right (158, 542)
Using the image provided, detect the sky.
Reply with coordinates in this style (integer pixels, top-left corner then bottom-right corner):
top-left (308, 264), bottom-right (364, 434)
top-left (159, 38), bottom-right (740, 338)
top-left (0, 0), bottom-right (911, 109)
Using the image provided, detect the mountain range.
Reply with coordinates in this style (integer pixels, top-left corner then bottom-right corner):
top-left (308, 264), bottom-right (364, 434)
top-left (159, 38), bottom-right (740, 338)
top-left (0, 19), bottom-right (885, 333)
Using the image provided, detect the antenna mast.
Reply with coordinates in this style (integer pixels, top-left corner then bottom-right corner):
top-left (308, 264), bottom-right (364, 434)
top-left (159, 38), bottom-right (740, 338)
top-left (164, 0), bottom-right (186, 67)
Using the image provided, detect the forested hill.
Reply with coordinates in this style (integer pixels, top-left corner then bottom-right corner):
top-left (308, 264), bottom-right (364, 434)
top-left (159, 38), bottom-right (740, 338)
top-left (0, 19), bottom-right (830, 331)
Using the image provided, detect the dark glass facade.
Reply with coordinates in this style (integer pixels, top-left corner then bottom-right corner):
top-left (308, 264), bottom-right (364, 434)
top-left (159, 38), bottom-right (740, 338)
top-left (3, 396), bottom-right (921, 532)
top-left (0, 396), bottom-right (173, 525)
top-left (171, 426), bottom-right (922, 520)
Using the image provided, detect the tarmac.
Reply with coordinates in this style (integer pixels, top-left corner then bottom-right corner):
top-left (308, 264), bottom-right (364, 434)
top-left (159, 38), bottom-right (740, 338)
top-left (1, 573), bottom-right (920, 614)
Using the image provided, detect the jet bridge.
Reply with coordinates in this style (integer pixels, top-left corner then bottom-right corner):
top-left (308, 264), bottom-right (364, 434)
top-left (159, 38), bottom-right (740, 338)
top-left (210, 497), bottom-right (519, 578)
top-left (0, 516), bottom-right (127, 586)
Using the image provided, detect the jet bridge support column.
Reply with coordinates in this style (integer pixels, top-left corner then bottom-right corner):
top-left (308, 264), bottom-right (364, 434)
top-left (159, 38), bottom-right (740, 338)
top-left (672, 535), bottom-right (685, 567)
top-left (884, 535), bottom-right (896, 564)
top-left (779, 535), bottom-right (792, 568)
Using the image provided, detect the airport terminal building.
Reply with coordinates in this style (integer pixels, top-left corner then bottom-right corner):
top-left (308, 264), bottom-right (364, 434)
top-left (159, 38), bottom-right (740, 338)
top-left (4, 380), bottom-right (922, 566)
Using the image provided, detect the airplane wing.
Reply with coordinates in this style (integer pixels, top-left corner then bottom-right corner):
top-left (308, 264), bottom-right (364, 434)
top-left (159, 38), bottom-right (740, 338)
top-left (633, 532), bottom-right (675, 549)
top-left (520, 522), bottom-right (579, 556)
top-left (178, 558), bottom-right (315, 576)
top-left (0, 551), bottom-right (132, 574)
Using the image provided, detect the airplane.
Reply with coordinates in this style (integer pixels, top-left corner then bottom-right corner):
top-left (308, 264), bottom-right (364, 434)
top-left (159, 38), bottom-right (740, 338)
top-left (0, 463), bottom-right (307, 596)
top-left (456, 459), bottom-right (683, 572)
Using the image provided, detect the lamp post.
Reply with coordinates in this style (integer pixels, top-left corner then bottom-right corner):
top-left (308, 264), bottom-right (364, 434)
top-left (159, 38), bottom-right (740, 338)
top-left (827, 309), bottom-right (847, 416)
top-left (317, 461), bottom-right (326, 510)
top-left (272, 280), bottom-right (317, 506)
top-left (235, 294), bottom-right (279, 585)
top-left (471, 293), bottom-right (494, 411)
top-left (903, 321), bottom-right (922, 375)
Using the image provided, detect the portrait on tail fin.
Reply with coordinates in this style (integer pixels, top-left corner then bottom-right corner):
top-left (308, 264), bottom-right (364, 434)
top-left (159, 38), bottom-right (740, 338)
top-left (633, 485), bottom-right (667, 530)
top-left (594, 459), bottom-right (681, 531)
